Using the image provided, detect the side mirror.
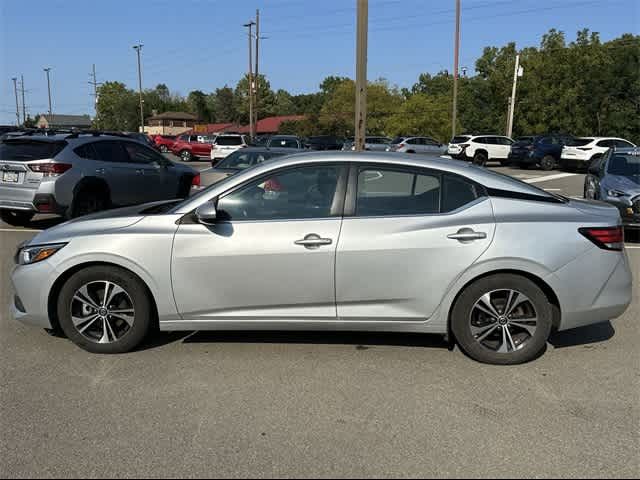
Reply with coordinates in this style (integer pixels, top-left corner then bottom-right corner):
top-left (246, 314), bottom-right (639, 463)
top-left (195, 202), bottom-right (218, 225)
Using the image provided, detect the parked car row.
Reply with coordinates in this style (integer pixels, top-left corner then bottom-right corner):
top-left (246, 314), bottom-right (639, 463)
top-left (446, 133), bottom-right (636, 171)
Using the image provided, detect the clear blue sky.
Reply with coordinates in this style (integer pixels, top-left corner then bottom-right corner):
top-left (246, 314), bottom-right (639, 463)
top-left (1, 0), bottom-right (638, 125)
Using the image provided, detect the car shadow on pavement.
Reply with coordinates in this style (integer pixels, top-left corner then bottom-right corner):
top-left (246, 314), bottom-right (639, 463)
top-left (140, 330), bottom-right (450, 351)
top-left (548, 321), bottom-right (615, 348)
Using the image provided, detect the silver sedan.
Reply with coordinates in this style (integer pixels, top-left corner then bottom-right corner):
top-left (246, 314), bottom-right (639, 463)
top-left (10, 152), bottom-right (632, 364)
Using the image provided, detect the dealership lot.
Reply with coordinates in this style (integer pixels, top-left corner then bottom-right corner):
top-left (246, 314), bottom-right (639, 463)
top-left (1, 165), bottom-right (638, 478)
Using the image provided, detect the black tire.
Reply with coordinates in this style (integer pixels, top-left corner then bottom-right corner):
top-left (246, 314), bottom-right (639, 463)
top-left (159, 145), bottom-right (169, 153)
top-left (540, 155), bottom-right (556, 171)
top-left (451, 274), bottom-right (553, 365)
top-left (69, 188), bottom-right (109, 218)
top-left (180, 150), bottom-right (192, 162)
top-left (57, 266), bottom-right (153, 354)
top-left (472, 151), bottom-right (488, 166)
top-left (0, 210), bottom-right (35, 226)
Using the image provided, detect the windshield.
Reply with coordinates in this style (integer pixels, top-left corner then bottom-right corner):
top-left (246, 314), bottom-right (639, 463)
top-left (0, 140), bottom-right (67, 161)
top-left (608, 152), bottom-right (640, 176)
top-left (216, 150), bottom-right (283, 170)
top-left (216, 136), bottom-right (243, 146)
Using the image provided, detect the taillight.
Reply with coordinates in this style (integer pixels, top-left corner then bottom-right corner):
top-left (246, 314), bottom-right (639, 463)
top-left (28, 162), bottom-right (72, 177)
top-left (579, 226), bottom-right (624, 251)
top-left (191, 173), bottom-right (201, 187)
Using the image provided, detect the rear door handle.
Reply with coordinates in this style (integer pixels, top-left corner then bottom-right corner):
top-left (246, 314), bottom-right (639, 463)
top-left (447, 228), bottom-right (487, 242)
top-left (95, 168), bottom-right (106, 174)
top-left (135, 169), bottom-right (144, 175)
top-left (295, 234), bottom-right (333, 249)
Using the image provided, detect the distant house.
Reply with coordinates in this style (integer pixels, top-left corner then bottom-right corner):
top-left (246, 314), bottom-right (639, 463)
top-left (192, 123), bottom-right (239, 135)
top-left (37, 114), bottom-right (92, 130)
top-left (236, 115), bottom-right (306, 136)
top-left (146, 111), bottom-right (198, 135)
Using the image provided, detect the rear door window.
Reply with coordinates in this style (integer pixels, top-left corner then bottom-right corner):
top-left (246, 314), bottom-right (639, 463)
top-left (0, 140), bottom-right (67, 161)
top-left (92, 141), bottom-right (129, 163)
top-left (356, 167), bottom-right (441, 216)
top-left (74, 143), bottom-right (101, 160)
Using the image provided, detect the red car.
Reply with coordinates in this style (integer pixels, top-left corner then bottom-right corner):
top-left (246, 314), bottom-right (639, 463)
top-left (153, 135), bottom-right (177, 153)
top-left (170, 134), bottom-right (214, 162)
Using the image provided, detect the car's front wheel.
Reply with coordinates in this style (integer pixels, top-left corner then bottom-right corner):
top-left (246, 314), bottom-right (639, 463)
top-left (0, 210), bottom-right (35, 226)
top-left (57, 266), bottom-right (153, 354)
top-left (451, 274), bottom-right (553, 365)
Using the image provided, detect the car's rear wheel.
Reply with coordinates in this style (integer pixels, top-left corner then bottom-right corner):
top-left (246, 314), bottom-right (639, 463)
top-left (451, 274), bottom-right (553, 365)
top-left (1, 210), bottom-right (35, 226)
top-left (472, 152), bottom-right (488, 166)
top-left (70, 189), bottom-right (109, 218)
top-left (57, 266), bottom-right (153, 354)
top-left (540, 155), bottom-right (556, 171)
top-left (180, 150), bottom-right (192, 162)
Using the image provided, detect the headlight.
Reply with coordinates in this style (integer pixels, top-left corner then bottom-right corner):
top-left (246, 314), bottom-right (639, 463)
top-left (607, 189), bottom-right (628, 198)
top-left (16, 243), bottom-right (66, 265)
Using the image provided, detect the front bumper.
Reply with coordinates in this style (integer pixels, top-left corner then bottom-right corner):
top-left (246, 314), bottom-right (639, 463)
top-left (10, 260), bottom-right (57, 329)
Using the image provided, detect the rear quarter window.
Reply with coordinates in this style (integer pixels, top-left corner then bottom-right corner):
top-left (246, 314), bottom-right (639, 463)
top-left (216, 137), bottom-right (243, 146)
top-left (0, 140), bottom-right (67, 161)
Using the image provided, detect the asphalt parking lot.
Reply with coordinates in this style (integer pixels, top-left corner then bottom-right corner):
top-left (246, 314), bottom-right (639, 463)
top-left (1, 162), bottom-right (638, 478)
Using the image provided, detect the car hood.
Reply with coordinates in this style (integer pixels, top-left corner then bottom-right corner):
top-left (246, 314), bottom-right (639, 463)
top-left (26, 200), bottom-right (179, 246)
top-left (603, 175), bottom-right (640, 196)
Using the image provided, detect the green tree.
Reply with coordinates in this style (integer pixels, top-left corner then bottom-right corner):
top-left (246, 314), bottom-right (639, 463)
top-left (186, 90), bottom-right (210, 121)
top-left (95, 81), bottom-right (138, 130)
top-left (211, 86), bottom-right (236, 123)
top-left (234, 74), bottom-right (276, 123)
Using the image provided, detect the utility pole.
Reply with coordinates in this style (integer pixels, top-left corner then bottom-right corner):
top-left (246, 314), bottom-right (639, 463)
top-left (244, 21), bottom-right (256, 139)
top-left (133, 44), bottom-right (145, 133)
top-left (12, 77), bottom-right (20, 126)
top-left (506, 54), bottom-right (521, 138)
top-left (20, 75), bottom-right (26, 125)
top-left (354, 0), bottom-right (368, 152)
top-left (89, 64), bottom-right (102, 128)
top-left (43, 67), bottom-right (53, 120)
top-left (451, 0), bottom-right (461, 139)
top-left (254, 9), bottom-right (260, 132)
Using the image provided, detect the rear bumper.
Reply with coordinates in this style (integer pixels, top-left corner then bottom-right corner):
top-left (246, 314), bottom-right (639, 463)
top-left (561, 156), bottom-right (589, 169)
top-left (550, 250), bottom-right (633, 331)
top-left (0, 193), bottom-right (65, 215)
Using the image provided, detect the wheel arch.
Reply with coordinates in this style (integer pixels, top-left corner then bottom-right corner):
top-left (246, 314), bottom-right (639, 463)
top-left (446, 268), bottom-right (562, 340)
top-left (73, 176), bottom-right (111, 200)
top-left (47, 261), bottom-right (160, 333)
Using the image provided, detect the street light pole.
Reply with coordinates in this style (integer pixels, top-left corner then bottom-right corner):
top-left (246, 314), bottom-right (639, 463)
top-left (12, 77), bottom-right (20, 126)
top-left (451, 0), bottom-right (461, 139)
top-left (20, 75), bottom-right (26, 126)
top-left (244, 21), bottom-right (256, 139)
top-left (43, 67), bottom-right (53, 120)
top-left (255, 9), bottom-right (260, 131)
top-left (133, 44), bottom-right (145, 133)
top-left (507, 54), bottom-right (521, 138)
top-left (354, 0), bottom-right (368, 152)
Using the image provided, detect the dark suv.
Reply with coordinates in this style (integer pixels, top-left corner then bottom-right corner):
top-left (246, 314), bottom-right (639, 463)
top-left (508, 134), bottom-right (574, 170)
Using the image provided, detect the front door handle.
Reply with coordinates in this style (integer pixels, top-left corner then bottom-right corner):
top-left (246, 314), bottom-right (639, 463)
top-left (295, 233), bottom-right (333, 249)
top-left (447, 228), bottom-right (487, 242)
top-left (95, 168), bottom-right (106, 175)
top-left (135, 169), bottom-right (144, 175)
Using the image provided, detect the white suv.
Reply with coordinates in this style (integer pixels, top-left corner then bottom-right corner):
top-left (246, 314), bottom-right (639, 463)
top-left (560, 137), bottom-right (636, 170)
top-left (210, 134), bottom-right (248, 163)
top-left (447, 135), bottom-right (514, 166)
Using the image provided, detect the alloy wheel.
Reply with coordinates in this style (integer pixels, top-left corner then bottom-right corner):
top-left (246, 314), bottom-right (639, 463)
top-left (70, 281), bottom-right (135, 344)
top-left (469, 289), bottom-right (538, 353)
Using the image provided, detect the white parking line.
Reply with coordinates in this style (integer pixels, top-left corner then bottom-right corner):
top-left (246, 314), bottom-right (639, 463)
top-left (523, 172), bottom-right (578, 184)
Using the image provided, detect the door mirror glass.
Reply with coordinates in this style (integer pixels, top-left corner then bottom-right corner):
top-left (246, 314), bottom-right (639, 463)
top-left (195, 202), bottom-right (218, 224)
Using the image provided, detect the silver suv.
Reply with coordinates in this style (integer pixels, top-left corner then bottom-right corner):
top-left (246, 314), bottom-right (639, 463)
top-left (0, 133), bottom-right (199, 226)
top-left (387, 136), bottom-right (447, 155)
